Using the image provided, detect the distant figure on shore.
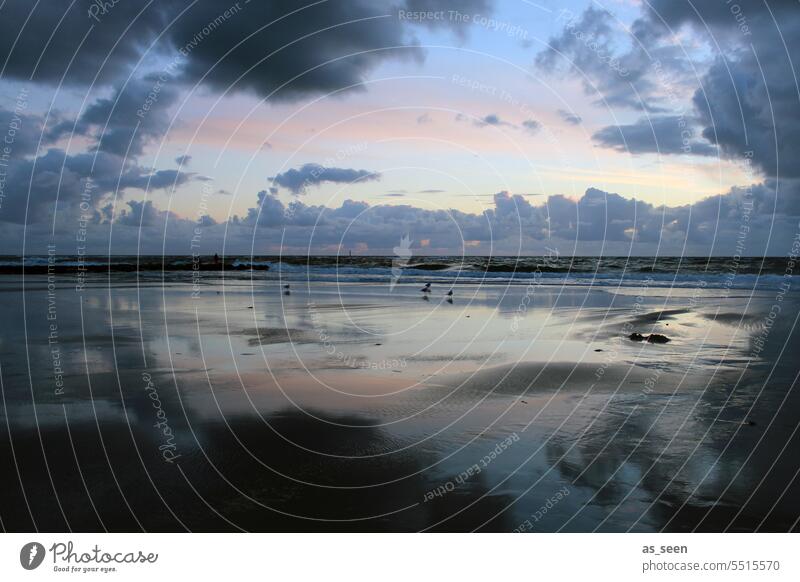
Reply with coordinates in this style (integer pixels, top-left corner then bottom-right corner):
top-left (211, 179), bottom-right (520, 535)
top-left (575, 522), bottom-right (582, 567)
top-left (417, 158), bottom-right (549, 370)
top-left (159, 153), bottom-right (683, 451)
top-left (213, 253), bottom-right (220, 265)
top-left (283, 283), bottom-right (291, 295)
top-left (446, 290), bottom-right (453, 297)
top-left (420, 283), bottom-right (432, 293)
top-left (446, 290), bottom-right (453, 304)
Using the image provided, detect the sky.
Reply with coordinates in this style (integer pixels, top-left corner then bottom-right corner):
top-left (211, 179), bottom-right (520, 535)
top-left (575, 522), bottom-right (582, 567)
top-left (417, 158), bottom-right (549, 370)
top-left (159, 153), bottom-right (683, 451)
top-left (0, 0), bottom-right (798, 256)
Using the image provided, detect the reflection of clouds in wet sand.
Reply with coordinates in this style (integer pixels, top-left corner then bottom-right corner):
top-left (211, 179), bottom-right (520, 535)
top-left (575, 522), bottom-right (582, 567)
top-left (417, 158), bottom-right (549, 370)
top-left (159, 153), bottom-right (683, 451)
top-left (1, 276), bottom-right (798, 531)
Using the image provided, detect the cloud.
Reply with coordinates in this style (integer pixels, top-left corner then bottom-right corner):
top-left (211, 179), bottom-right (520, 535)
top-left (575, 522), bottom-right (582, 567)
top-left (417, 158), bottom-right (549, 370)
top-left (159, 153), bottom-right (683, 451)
top-left (592, 116), bottom-right (718, 156)
top-left (0, 148), bottom-right (123, 224)
top-left (116, 200), bottom-right (171, 228)
top-left (270, 163), bottom-right (381, 195)
top-left (168, 0), bottom-right (432, 101)
top-left (1, 0), bottom-right (476, 101)
top-left (235, 184), bottom-right (796, 255)
top-left (2, 183), bottom-right (795, 256)
top-left (175, 155), bottom-right (192, 166)
top-left (402, 0), bottom-right (495, 39)
top-left (0, 1), bottom-right (168, 86)
top-left (416, 113), bottom-right (432, 124)
top-left (119, 168), bottom-right (196, 193)
top-left (557, 109), bottom-right (582, 125)
top-left (522, 119), bottom-right (541, 134)
top-left (0, 104), bottom-right (48, 157)
top-left (474, 113), bottom-right (511, 127)
top-left (0, 74), bottom-right (199, 227)
top-left (693, 55), bottom-right (800, 183)
top-left (534, 6), bottom-right (690, 112)
top-left (461, 113), bottom-right (541, 135)
top-left (537, 0), bottom-right (800, 216)
top-left (75, 76), bottom-right (182, 157)
top-left (0, 145), bottom-right (196, 224)
top-left (639, 1), bottom-right (800, 206)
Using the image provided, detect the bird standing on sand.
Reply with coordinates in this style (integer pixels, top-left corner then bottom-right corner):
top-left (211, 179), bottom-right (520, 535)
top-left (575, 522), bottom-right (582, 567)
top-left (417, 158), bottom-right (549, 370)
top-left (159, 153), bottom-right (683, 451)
top-left (446, 290), bottom-right (453, 297)
top-left (283, 283), bottom-right (291, 295)
top-left (420, 282), bottom-right (432, 293)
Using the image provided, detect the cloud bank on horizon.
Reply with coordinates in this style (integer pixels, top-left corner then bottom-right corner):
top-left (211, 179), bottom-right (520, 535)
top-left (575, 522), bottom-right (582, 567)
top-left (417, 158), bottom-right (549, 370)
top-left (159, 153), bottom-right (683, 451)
top-left (0, 0), bottom-right (798, 256)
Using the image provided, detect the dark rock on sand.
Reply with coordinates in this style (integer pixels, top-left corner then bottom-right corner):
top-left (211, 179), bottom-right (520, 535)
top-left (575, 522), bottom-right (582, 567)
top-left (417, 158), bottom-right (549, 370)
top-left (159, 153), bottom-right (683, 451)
top-left (628, 332), bottom-right (671, 343)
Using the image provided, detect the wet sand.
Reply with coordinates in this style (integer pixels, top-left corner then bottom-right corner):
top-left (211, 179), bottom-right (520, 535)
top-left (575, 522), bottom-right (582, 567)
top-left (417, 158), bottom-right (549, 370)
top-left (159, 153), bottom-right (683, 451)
top-left (0, 274), bottom-right (798, 531)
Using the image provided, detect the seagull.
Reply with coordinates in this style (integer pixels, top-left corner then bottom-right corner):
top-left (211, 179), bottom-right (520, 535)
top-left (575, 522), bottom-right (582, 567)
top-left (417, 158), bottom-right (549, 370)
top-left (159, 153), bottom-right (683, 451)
top-left (420, 283), bottom-right (432, 293)
top-left (446, 290), bottom-right (453, 296)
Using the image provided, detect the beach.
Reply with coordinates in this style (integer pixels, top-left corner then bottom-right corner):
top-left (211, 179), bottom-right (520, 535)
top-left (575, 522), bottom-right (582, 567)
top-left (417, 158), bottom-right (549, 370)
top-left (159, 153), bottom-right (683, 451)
top-left (0, 266), bottom-right (798, 532)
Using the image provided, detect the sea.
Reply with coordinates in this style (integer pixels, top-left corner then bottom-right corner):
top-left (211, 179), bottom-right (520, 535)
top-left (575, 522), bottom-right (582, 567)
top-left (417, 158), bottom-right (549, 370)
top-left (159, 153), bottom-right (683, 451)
top-left (0, 254), bottom-right (795, 290)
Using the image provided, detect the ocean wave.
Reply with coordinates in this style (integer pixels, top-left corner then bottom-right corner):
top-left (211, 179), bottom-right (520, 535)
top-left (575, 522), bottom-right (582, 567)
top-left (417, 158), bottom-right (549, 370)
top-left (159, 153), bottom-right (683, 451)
top-left (0, 255), bottom-right (795, 290)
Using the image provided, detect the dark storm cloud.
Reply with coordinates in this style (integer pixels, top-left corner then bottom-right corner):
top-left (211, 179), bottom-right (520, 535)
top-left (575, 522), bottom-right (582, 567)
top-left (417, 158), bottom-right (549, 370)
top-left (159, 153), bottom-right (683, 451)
top-left (0, 147), bottom-right (195, 224)
top-left (592, 116), bottom-right (717, 156)
top-left (0, 0), bottom-right (168, 86)
top-left (639, 0), bottom-right (796, 34)
top-left (691, 50), bottom-right (800, 183)
top-left (169, 0), bottom-right (426, 101)
top-left (62, 76), bottom-right (183, 157)
top-left (0, 0), bottom-right (489, 230)
top-left (402, 0), bottom-right (495, 38)
top-left (538, 0), bottom-right (800, 212)
top-left (270, 164), bottom-right (381, 195)
top-left (0, 73), bottom-right (195, 226)
top-left (0, 0), bottom-right (490, 99)
top-left (0, 105), bottom-right (47, 158)
top-left (637, 1), bottom-right (800, 205)
top-left (0, 149), bottom-right (119, 224)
